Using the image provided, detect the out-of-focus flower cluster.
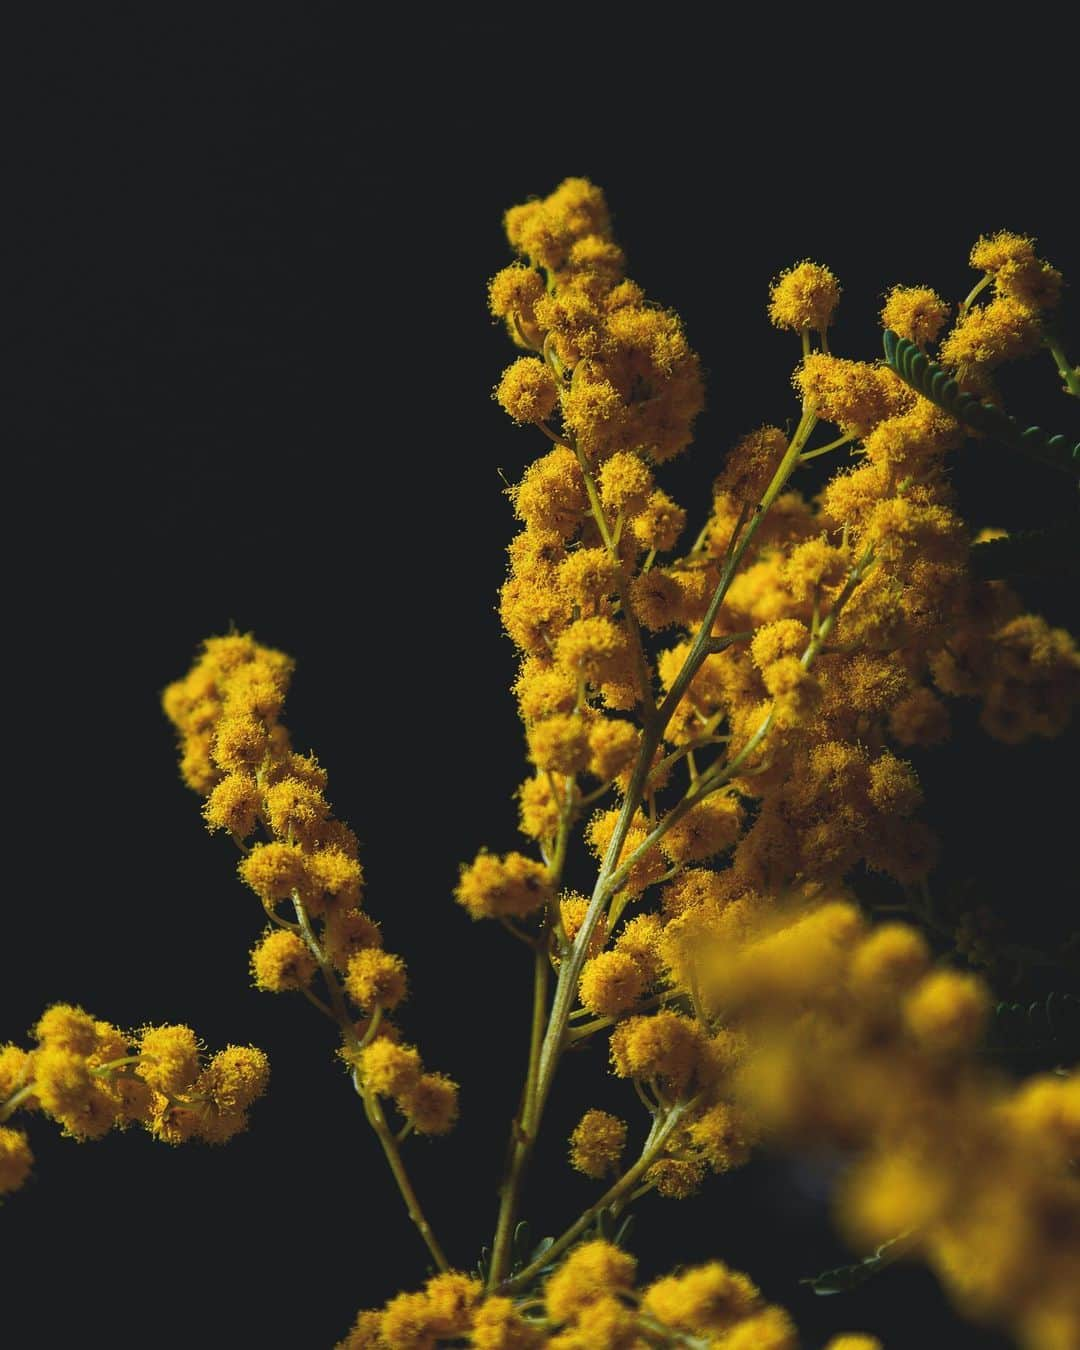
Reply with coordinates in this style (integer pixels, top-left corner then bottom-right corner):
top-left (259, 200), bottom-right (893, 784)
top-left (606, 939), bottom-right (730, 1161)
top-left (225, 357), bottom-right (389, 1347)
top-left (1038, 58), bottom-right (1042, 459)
top-left (0, 1002), bottom-right (269, 1194)
top-left (645, 894), bottom-right (1079, 1348)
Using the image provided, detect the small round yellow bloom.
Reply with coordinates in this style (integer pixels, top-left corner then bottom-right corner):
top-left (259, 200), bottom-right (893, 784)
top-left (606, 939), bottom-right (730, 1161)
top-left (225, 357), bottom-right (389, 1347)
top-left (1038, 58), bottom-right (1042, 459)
top-left (514, 660), bottom-right (578, 723)
top-left (345, 949), bottom-right (408, 1010)
top-left (613, 913), bottom-right (663, 985)
top-left (750, 619), bottom-right (810, 670)
top-left (597, 451), bottom-right (654, 514)
top-left (470, 1295), bottom-right (544, 1349)
top-left (881, 285), bottom-right (950, 346)
top-left (795, 355), bottom-right (897, 437)
top-left (323, 907), bottom-right (382, 970)
top-left (629, 489), bottom-right (686, 552)
top-left (559, 893), bottom-right (607, 956)
top-left (138, 1025), bottom-right (201, 1095)
top-left (239, 841), bottom-right (309, 902)
top-left (201, 632), bottom-right (259, 673)
top-left (0, 1127), bottom-right (34, 1194)
top-left (544, 1240), bottom-right (636, 1325)
top-left (264, 777), bottom-right (329, 845)
top-left (586, 719), bottom-right (639, 782)
top-left (0, 1044), bottom-right (32, 1100)
top-left (202, 1045), bottom-right (270, 1112)
top-left (867, 751), bottom-right (922, 817)
top-left (358, 1040), bottom-right (422, 1098)
top-left (609, 1011), bottom-right (704, 1095)
top-left (179, 731), bottom-right (218, 793)
top-left (306, 848), bottom-right (365, 908)
top-left (527, 713), bottom-right (591, 775)
top-left (687, 1102), bottom-right (752, 1173)
top-left (488, 264), bottom-right (545, 321)
top-left (32, 1046), bottom-right (94, 1117)
top-left (377, 1290), bottom-right (435, 1347)
top-left (222, 660), bottom-right (287, 721)
top-left (569, 1109), bottom-right (627, 1179)
top-left (995, 257), bottom-right (1062, 311)
top-left (938, 296), bottom-right (1041, 371)
top-left (555, 617), bottom-right (633, 685)
top-left (34, 1004), bottom-right (98, 1055)
top-left (903, 970), bottom-right (989, 1051)
top-left (578, 951), bottom-right (645, 1017)
top-left (423, 1272), bottom-right (483, 1338)
top-left (642, 1261), bottom-right (761, 1333)
top-left (571, 1294), bottom-right (639, 1346)
top-left (647, 1156), bottom-right (706, 1198)
top-left (629, 569), bottom-right (682, 631)
top-left (768, 261), bottom-right (841, 332)
top-left (969, 230), bottom-right (1036, 273)
top-left (557, 547), bottom-right (618, 611)
top-left (455, 852), bottom-right (553, 921)
top-left (400, 1072), bottom-right (459, 1134)
top-left (212, 713), bottom-right (270, 773)
top-left (196, 1106), bottom-right (250, 1146)
top-left (251, 928), bottom-right (318, 992)
top-left (203, 772), bottom-right (262, 837)
top-left (660, 795), bottom-right (743, 864)
top-left (824, 1337), bottom-right (883, 1350)
top-left (495, 358), bottom-right (560, 424)
top-left (722, 1306), bottom-right (798, 1350)
top-left (763, 657), bottom-right (820, 728)
top-left (888, 687), bottom-right (951, 747)
top-left (516, 774), bottom-right (563, 842)
top-left (715, 425), bottom-right (788, 506)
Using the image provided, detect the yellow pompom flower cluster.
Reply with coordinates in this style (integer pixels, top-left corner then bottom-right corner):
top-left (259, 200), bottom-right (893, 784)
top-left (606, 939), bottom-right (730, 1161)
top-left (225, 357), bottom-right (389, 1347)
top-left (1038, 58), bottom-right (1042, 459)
top-left (936, 231), bottom-right (1063, 384)
top-left (165, 634), bottom-right (460, 1153)
top-left (137, 194), bottom-right (1080, 1347)
top-left (0, 1003), bottom-right (268, 1191)
top-left (768, 261), bottom-right (842, 333)
top-left (337, 1244), bottom-right (867, 1348)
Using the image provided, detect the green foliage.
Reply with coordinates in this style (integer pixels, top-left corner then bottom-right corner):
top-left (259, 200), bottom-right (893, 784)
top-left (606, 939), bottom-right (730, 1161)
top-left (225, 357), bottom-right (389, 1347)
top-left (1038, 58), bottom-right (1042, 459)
top-left (475, 1221), bottom-right (560, 1285)
top-left (882, 330), bottom-right (1080, 478)
top-left (987, 992), bottom-right (1080, 1065)
top-left (801, 1235), bottom-right (909, 1296)
top-left (970, 520), bottom-right (1080, 581)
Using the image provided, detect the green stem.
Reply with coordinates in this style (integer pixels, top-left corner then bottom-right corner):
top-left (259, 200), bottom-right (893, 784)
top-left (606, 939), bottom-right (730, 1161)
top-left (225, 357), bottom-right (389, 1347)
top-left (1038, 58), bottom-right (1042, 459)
top-left (959, 273), bottom-right (992, 317)
top-left (606, 546), bottom-right (875, 894)
top-left (0, 1082), bottom-right (37, 1123)
top-left (355, 1069), bottom-right (451, 1272)
top-left (290, 891), bottom-right (449, 1273)
top-left (530, 405), bottom-right (817, 1138)
top-left (800, 432), bottom-right (854, 461)
top-left (500, 1102), bottom-right (691, 1295)
top-left (571, 441), bottom-right (658, 736)
top-left (1044, 334), bottom-right (1080, 398)
top-left (567, 990), bottom-right (685, 1043)
top-left (489, 772), bottom-right (578, 1288)
top-left (488, 943), bottom-right (550, 1288)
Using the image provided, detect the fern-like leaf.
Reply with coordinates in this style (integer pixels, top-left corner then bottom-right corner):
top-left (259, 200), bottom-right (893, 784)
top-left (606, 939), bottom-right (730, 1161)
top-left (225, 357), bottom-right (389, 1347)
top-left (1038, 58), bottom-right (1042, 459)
top-left (882, 330), bottom-right (1080, 478)
top-left (801, 1234), bottom-right (909, 1296)
top-left (970, 520), bottom-right (1080, 580)
top-left (988, 992), bottom-right (1080, 1062)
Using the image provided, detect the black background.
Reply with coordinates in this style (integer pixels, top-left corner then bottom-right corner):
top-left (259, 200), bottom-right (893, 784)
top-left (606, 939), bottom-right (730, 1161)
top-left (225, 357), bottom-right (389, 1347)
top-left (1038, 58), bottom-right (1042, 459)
top-left (7, 19), bottom-right (1078, 1349)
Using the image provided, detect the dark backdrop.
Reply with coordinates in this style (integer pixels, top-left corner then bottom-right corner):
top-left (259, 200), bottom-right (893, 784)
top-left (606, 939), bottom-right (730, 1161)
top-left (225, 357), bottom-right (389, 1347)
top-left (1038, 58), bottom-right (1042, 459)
top-left (7, 21), bottom-right (1077, 1349)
